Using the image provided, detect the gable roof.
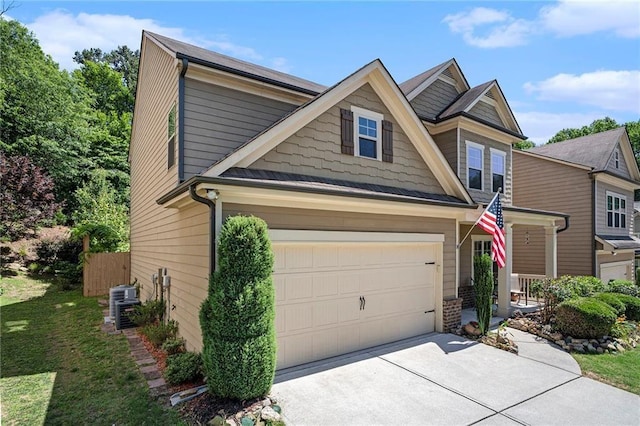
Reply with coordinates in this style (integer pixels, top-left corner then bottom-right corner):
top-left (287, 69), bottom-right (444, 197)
top-left (145, 31), bottom-right (326, 95)
top-left (529, 127), bottom-right (627, 171)
top-left (400, 58), bottom-right (470, 101)
top-left (202, 59), bottom-right (473, 203)
top-left (438, 80), bottom-right (495, 118)
top-left (436, 80), bottom-right (523, 136)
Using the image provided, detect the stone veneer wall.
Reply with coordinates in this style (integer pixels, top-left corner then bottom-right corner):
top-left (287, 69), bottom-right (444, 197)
top-left (459, 285), bottom-right (475, 309)
top-left (443, 298), bottom-right (463, 332)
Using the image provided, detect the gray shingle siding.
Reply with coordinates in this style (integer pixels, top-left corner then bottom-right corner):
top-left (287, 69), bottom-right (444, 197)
top-left (182, 78), bottom-right (297, 179)
top-left (605, 145), bottom-right (633, 180)
top-left (410, 79), bottom-right (459, 119)
top-left (469, 101), bottom-right (503, 127)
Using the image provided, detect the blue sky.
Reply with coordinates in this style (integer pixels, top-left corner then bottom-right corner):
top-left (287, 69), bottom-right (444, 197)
top-left (9, 1), bottom-right (640, 143)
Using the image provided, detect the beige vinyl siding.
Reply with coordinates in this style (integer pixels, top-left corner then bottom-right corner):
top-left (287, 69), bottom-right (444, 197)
top-left (410, 78), bottom-right (459, 119)
top-left (595, 180), bottom-right (633, 236)
top-left (249, 83), bottom-right (445, 195)
top-left (432, 129), bottom-right (458, 173)
top-left (459, 129), bottom-right (512, 205)
top-left (605, 144), bottom-right (632, 179)
top-left (512, 151), bottom-right (593, 276)
top-left (130, 40), bottom-right (210, 351)
top-left (468, 101), bottom-right (504, 128)
top-left (223, 203), bottom-right (458, 299)
top-left (183, 79), bottom-right (297, 179)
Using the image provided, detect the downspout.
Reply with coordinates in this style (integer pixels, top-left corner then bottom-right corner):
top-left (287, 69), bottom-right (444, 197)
top-left (178, 58), bottom-right (189, 183)
top-left (591, 175), bottom-right (597, 276)
top-left (189, 184), bottom-right (217, 275)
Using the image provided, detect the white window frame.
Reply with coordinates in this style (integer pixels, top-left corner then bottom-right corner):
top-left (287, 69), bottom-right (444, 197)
top-left (471, 235), bottom-right (492, 278)
top-left (466, 141), bottom-right (485, 191)
top-left (352, 106), bottom-right (383, 161)
top-left (606, 190), bottom-right (627, 229)
top-left (490, 148), bottom-right (506, 193)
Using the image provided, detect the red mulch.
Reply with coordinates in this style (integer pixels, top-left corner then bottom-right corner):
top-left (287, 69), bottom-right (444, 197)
top-left (137, 330), bottom-right (168, 373)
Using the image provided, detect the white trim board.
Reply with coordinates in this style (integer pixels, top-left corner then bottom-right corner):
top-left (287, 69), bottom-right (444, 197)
top-left (269, 230), bottom-right (445, 243)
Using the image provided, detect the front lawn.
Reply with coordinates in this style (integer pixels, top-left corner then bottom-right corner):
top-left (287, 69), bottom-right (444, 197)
top-left (0, 272), bottom-right (184, 425)
top-left (573, 349), bottom-right (640, 395)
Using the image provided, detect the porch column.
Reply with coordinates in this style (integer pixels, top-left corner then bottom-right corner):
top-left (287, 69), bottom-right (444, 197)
top-left (545, 225), bottom-right (558, 279)
top-left (496, 223), bottom-right (513, 318)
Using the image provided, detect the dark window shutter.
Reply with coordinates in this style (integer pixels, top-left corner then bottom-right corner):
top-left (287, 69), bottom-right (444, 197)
top-left (382, 120), bottom-right (393, 163)
top-left (341, 108), bottom-right (354, 155)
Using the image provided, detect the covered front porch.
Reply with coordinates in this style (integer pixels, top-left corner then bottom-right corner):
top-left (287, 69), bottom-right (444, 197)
top-left (457, 206), bottom-right (568, 318)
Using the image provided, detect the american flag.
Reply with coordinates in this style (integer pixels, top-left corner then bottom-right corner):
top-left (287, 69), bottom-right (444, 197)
top-left (477, 193), bottom-right (506, 268)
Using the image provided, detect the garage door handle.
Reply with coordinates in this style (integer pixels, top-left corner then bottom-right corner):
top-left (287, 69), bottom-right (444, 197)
top-left (359, 296), bottom-right (364, 310)
top-left (363, 297), bottom-right (366, 310)
top-left (424, 309), bottom-right (435, 314)
top-left (425, 262), bottom-right (435, 265)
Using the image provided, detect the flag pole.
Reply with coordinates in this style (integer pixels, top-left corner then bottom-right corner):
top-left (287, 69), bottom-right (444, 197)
top-left (456, 190), bottom-right (501, 249)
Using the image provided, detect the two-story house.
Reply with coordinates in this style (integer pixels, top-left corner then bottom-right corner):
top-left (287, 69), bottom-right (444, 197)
top-left (129, 31), bottom-right (565, 370)
top-left (512, 128), bottom-right (640, 283)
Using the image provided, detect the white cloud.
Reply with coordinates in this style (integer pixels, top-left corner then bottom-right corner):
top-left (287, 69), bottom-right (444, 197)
top-left (270, 57), bottom-right (291, 74)
top-left (524, 70), bottom-right (640, 113)
top-left (23, 10), bottom-right (281, 71)
top-left (442, 8), bottom-right (532, 48)
top-left (444, 1), bottom-right (639, 48)
top-left (540, 1), bottom-right (640, 38)
top-left (515, 111), bottom-right (608, 144)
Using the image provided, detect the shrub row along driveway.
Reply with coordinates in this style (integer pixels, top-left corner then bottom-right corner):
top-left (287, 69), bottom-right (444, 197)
top-left (273, 331), bottom-right (639, 425)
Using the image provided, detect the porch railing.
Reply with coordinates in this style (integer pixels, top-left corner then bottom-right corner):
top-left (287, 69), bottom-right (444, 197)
top-left (512, 273), bottom-right (547, 304)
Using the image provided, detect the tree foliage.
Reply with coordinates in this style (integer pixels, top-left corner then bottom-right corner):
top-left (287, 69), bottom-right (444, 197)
top-left (513, 139), bottom-right (535, 150)
top-left (72, 169), bottom-right (129, 252)
top-left (1, 18), bottom-right (137, 226)
top-left (200, 216), bottom-right (276, 400)
top-left (0, 153), bottom-right (61, 240)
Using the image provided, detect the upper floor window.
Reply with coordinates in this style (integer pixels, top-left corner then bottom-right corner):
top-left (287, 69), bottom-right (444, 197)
top-left (167, 103), bottom-right (176, 169)
top-left (466, 141), bottom-right (484, 190)
top-left (352, 106), bottom-right (383, 160)
top-left (491, 149), bottom-right (505, 193)
top-left (614, 150), bottom-right (620, 169)
top-left (606, 191), bottom-right (626, 229)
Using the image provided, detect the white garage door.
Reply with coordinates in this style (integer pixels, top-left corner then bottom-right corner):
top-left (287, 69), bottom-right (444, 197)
top-left (271, 230), bottom-right (442, 369)
top-left (600, 261), bottom-right (630, 283)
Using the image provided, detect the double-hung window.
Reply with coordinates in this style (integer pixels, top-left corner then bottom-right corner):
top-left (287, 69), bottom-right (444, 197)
top-left (167, 103), bottom-right (176, 169)
top-left (614, 150), bottom-right (620, 169)
top-left (352, 106), bottom-right (383, 161)
top-left (491, 149), bottom-right (505, 193)
top-left (606, 191), bottom-right (627, 229)
top-left (466, 141), bottom-right (484, 190)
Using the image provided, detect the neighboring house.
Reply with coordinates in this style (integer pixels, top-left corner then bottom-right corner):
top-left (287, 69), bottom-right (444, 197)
top-left (512, 128), bottom-right (640, 283)
top-left (130, 32), bottom-right (565, 370)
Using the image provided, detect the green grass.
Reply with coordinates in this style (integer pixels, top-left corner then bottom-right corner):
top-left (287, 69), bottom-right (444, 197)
top-left (0, 273), bottom-right (184, 425)
top-left (573, 348), bottom-right (640, 395)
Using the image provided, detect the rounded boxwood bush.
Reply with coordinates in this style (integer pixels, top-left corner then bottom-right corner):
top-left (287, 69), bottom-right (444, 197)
top-left (164, 352), bottom-right (202, 385)
top-left (555, 297), bottom-right (617, 339)
top-left (199, 215), bottom-right (276, 400)
top-left (593, 293), bottom-right (626, 316)
top-left (613, 294), bottom-right (640, 321)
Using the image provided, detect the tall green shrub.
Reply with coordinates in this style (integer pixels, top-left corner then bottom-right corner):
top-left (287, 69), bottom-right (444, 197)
top-left (199, 215), bottom-right (276, 400)
top-left (473, 254), bottom-right (494, 336)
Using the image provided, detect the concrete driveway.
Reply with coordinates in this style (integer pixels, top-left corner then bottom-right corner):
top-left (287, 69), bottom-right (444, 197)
top-left (272, 330), bottom-right (640, 425)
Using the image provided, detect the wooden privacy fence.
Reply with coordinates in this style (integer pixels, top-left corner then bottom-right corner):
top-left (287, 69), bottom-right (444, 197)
top-left (82, 236), bottom-right (131, 297)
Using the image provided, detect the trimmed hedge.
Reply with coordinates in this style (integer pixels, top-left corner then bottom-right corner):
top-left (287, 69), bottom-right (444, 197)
top-left (593, 293), bottom-right (626, 316)
top-left (200, 215), bottom-right (276, 400)
top-left (555, 297), bottom-right (617, 339)
top-left (607, 279), bottom-right (640, 298)
top-left (613, 294), bottom-right (640, 321)
top-left (473, 254), bottom-right (493, 336)
top-left (165, 352), bottom-right (202, 385)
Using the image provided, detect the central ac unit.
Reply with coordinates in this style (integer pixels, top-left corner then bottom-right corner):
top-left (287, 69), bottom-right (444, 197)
top-left (109, 285), bottom-right (137, 318)
top-left (115, 299), bottom-right (141, 330)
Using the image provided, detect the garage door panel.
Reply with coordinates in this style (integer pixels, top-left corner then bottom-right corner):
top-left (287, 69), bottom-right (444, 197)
top-left (273, 238), bottom-right (441, 369)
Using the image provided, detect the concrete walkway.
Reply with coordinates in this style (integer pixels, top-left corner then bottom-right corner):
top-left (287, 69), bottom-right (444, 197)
top-left (272, 332), bottom-right (639, 426)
